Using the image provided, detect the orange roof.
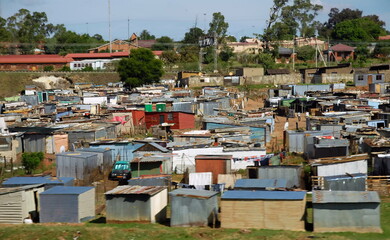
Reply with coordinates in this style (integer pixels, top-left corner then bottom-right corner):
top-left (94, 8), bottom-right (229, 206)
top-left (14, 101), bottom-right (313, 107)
top-left (0, 55), bottom-right (73, 64)
top-left (379, 35), bottom-right (390, 40)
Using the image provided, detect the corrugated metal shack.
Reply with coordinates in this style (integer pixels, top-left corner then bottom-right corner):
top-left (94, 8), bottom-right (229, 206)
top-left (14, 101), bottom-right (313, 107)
top-left (312, 191), bottom-right (382, 233)
top-left (313, 138), bottom-right (349, 158)
top-left (56, 152), bottom-right (100, 184)
top-left (40, 186), bottom-right (95, 223)
top-left (322, 173), bottom-right (366, 191)
top-left (105, 185), bottom-right (167, 223)
top-left (2, 176), bottom-right (74, 190)
top-left (89, 141), bottom-right (143, 162)
top-left (221, 190), bottom-right (306, 230)
top-left (195, 155), bottom-right (232, 184)
top-left (311, 154), bottom-right (368, 177)
top-left (169, 188), bottom-right (218, 227)
top-left (0, 184), bottom-right (45, 223)
top-left (76, 147), bottom-right (113, 174)
top-left (256, 166), bottom-right (304, 189)
top-left (234, 178), bottom-right (287, 190)
top-left (285, 130), bottom-right (333, 153)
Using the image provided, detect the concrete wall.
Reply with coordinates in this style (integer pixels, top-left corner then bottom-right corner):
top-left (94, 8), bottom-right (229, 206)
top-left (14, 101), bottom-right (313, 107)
top-left (321, 74), bottom-right (354, 83)
top-left (243, 74), bottom-right (302, 85)
top-left (0, 72), bottom-right (120, 97)
top-left (188, 76), bottom-right (224, 87)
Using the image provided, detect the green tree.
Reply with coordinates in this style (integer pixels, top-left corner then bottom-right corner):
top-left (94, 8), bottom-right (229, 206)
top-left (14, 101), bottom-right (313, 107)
top-left (226, 35), bottom-right (237, 42)
top-left (6, 9), bottom-right (54, 54)
top-left (239, 36), bottom-right (251, 42)
top-left (332, 18), bottom-right (386, 41)
top-left (373, 42), bottom-right (390, 59)
top-left (281, 0), bottom-right (323, 38)
top-left (177, 45), bottom-right (198, 62)
top-left (22, 152), bottom-right (44, 174)
top-left (45, 24), bottom-right (105, 54)
top-left (182, 27), bottom-right (204, 44)
top-left (255, 53), bottom-right (275, 70)
top-left (208, 12), bottom-right (229, 44)
top-left (219, 46), bottom-right (234, 62)
top-left (160, 50), bottom-right (180, 67)
top-left (139, 29), bottom-right (155, 40)
top-left (152, 36), bottom-right (174, 51)
top-left (263, 0), bottom-right (289, 43)
top-left (296, 45), bottom-right (315, 61)
top-left (117, 48), bottom-right (164, 88)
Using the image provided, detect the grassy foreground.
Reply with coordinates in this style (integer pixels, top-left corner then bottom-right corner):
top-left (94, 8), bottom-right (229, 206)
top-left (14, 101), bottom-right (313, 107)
top-left (1, 200), bottom-right (389, 240)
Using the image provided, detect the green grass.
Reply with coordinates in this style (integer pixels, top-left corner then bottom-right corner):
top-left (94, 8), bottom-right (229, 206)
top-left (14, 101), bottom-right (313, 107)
top-left (1, 201), bottom-right (390, 240)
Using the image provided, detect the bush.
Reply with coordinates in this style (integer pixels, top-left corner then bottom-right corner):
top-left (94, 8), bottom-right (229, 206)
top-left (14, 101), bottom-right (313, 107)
top-left (22, 152), bottom-right (44, 174)
top-left (43, 65), bottom-right (54, 71)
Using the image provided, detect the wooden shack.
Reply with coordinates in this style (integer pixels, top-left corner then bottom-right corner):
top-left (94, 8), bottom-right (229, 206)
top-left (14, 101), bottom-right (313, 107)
top-left (195, 155), bottom-right (232, 184)
top-left (221, 190), bottom-right (306, 231)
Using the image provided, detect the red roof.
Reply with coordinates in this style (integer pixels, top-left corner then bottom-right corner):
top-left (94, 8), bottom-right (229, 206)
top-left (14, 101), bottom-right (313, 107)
top-left (330, 44), bottom-right (355, 52)
top-left (65, 52), bottom-right (129, 59)
top-left (379, 35), bottom-right (390, 40)
top-left (152, 51), bottom-right (163, 56)
top-left (0, 55), bottom-right (73, 64)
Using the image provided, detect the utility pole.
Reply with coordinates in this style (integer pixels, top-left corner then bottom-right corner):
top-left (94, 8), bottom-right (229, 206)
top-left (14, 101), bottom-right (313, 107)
top-left (315, 36), bottom-right (318, 68)
top-left (292, 36), bottom-right (295, 72)
top-left (214, 32), bottom-right (218, 72)
top-left (127, 18), bottom-right (130, 40)
top-left (108, 0), bottom-right (112, 53)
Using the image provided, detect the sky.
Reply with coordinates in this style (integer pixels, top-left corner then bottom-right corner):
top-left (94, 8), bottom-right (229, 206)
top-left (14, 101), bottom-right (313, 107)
top-left (1, 0), bottom-right (390, 41)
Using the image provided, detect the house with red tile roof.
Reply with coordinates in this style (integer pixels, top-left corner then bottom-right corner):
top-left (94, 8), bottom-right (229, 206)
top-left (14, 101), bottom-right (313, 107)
top-left (325, 44), bottom-right (355, 62)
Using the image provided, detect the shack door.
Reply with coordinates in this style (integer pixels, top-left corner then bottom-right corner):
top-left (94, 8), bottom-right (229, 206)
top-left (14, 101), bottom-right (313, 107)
top-left (368, 75), bottom-right (373, 84)
top-left (159, 115), bottom-right (165, 124)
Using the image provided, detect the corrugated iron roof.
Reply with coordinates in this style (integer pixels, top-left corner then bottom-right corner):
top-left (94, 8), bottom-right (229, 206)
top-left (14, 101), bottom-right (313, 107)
top-left (0, 184), bottom-right (44, 195)
top-left (312, 191), bottom-right (380, 203)
top-left (105, 185), bottom-right (166, 196)
top-left (222, 190), bottom-right (306, 200)
top-left (40, 186), bottom-right (94, 195)
top-left (234, 179), bottom-right (287, 189)
top-left (169, 188), bottom-right (218, 199)
top-left (2, 176), bottom-right (73, 185)
top-left (195, 155), bottom-right (233, 160)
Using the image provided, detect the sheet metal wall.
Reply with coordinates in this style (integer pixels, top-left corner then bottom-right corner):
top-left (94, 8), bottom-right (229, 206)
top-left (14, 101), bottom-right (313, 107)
top-left (40, 189), bottom-right (95, 223)
top-left (323, 175), bottom-right (366, 191)
top-left (76, 148), bottom-right (113, 172)
top-left (105, 194), bottom-right (151, 222)
top-left (315, 160), bottom-right (367, 177)
top-left (293, 84), bottom-right (331, 96)
top-left (257, 166), bottom-right (303, 188)
top-left (199, 102), bottom-right (220, 116)
top-left (173, 102), bottom-right (193, 113)
top-left (170, 193), bottom-right (218, 227)
top-left (313, 191), bottom-right (381, 232)
top-left (56, 152), bottom-right (99, 182)
top-left (23, 134), bottom-right (45, 153)
top-left (90, 143), bottom-right (142, 162)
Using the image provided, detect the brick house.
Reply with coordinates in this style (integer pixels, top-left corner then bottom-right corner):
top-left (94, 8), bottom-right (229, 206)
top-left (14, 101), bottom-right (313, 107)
top-left (145, 111), bottom-right (195, 129)
top-left (325, 44), bottom-right (355, 62)
top-left (0, 55), bottom-right (73, 71)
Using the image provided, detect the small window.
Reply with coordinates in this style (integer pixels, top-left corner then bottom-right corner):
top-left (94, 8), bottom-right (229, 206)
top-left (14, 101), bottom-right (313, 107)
top-left (200, 79), bottom-right (205, 83)
top-left (376, 75), bottom-right (382, 81)
top-left (331, 72), bottom-right (337, 75)
top-left (358, 75), bottom-right (364, 81)
top-left (167, 113), bottom-right (173, 121)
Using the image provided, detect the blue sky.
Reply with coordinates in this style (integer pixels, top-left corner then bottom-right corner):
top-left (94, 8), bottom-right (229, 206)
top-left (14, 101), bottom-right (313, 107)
top-left (1, 0), bottom-right (389, 41)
